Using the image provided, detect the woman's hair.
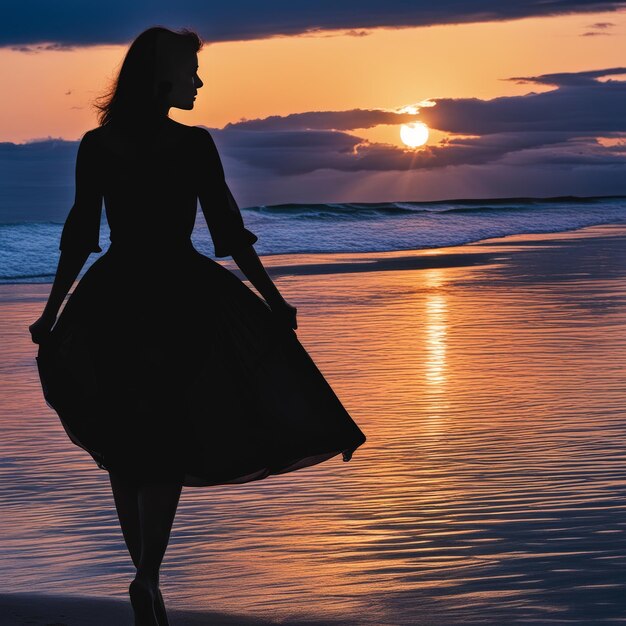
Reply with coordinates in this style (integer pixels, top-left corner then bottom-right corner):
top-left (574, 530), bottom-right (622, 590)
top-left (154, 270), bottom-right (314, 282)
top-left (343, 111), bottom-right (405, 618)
top-left (93, 26), bottom-right (203, 134)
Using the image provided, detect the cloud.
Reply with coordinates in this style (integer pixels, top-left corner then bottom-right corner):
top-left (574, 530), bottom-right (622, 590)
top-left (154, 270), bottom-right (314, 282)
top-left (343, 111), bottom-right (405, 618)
top-left (498, 136), bottom-right (626, 166)
top-left (588, 20), bottom-right (617, 26)
top-left (224, 109), bottom-right (420, 132)
top-left (197, 67), bottom-right (625, 176)
top-left (2, 1), bottom-right (626, 48)
top-left (505, 67), bottom-right (626, 86)
top-left (416, 67), bottom-right (626, 134)
top-left (0, 138), bottom-right (80, 222)
top-left (2, 68), bottom-right (625, 219)
top-left (4, 66), bottom-right (624, 178)
top-left (2, 134), bottom-right (623, 219)
top-left (210, 127), bottom-right (595, 175)
top-left (580, 19), bottom-right (617, 34)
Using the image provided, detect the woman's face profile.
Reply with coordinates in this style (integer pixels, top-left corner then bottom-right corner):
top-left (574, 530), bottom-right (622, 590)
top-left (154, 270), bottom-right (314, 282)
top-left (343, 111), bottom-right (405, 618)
top-left (167, 52), bottom-right (203, 111)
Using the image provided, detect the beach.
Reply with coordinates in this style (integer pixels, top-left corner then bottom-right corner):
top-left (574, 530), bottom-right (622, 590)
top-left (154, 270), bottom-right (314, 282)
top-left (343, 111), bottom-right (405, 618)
top-left (1, 222), bottom-right (625, 625)
top-left (0, 591), bottom-right (348, 625)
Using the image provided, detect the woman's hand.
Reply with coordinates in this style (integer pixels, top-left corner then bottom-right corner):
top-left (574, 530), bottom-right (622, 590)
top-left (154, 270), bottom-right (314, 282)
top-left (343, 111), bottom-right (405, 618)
top-left (268, 298), bottom-right (298, 330)
top-left (29, 311), bottom-right (57, 344)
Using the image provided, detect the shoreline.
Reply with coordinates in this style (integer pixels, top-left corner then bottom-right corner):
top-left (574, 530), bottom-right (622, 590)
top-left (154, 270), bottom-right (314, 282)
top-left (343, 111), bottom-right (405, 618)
top-left (3, 222), bottom-right (625, 299)
top-left (253, 222), bottom-right (626, 278)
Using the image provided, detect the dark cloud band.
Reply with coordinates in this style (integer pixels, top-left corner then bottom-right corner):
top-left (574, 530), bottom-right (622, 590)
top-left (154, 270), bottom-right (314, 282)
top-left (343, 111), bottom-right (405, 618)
top-left (209, 67), bottom-right (626, 174)
top-left (3, 1), bottom-right (625, 48)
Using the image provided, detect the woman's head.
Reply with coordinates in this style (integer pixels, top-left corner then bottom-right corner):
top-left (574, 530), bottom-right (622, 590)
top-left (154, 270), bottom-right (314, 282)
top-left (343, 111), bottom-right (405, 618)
top-left (94, 26), bottom-right (204, 132)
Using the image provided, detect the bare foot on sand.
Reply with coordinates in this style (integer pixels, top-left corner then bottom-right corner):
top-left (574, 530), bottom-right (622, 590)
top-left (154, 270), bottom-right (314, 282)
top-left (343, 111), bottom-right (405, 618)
top-left (129, 578), bottom-right (159, 626)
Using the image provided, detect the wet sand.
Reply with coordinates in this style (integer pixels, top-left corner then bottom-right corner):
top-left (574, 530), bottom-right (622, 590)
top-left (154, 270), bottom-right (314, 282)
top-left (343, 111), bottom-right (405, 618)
top-left (0, 591), bottom-right (357, 625)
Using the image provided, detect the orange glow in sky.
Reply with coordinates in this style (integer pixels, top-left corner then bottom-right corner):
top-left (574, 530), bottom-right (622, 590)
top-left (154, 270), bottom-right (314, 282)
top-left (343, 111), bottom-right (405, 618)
top-left (0, 10), bottom-right (624, 144)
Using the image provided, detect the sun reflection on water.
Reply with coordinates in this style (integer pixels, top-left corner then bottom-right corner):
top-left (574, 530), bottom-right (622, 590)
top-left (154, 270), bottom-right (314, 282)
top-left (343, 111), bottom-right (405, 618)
top-left (421, 270), bottom-right (450, 437)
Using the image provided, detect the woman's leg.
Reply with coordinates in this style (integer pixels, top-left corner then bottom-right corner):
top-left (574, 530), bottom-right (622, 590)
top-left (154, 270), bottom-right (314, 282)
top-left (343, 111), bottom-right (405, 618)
top-left (109, 471), bottom-right (142, 568)
top-left (134, 478), bottom-right (183, 587)
top-left (110, 472), bottom-right (179, 625)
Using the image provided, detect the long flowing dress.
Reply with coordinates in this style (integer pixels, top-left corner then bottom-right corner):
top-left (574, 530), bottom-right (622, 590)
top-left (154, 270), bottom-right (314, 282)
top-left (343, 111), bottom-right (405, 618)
top-left (35, 120), bottom-right (367, 487)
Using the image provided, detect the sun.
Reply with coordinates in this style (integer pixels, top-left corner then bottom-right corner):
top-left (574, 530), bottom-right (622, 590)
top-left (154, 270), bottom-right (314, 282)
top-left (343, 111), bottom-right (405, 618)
top-left (400, 122), bottom-right (429, 148)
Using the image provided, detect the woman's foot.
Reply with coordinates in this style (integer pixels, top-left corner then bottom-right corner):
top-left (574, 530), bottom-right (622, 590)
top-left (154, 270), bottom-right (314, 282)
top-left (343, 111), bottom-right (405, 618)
top-left (155, 587), bottom-right (169, 626)
top-left (129, 578), bottom-right (159, 626)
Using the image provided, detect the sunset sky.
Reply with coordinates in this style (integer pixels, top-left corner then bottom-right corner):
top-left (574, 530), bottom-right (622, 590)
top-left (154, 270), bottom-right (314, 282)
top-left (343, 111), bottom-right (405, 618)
top-left (1, 1), bottom-right (625, 215)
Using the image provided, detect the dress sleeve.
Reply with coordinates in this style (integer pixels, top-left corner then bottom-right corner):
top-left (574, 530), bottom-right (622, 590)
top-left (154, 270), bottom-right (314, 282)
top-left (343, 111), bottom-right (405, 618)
top-left (195, 127), bottom-right (258, 258)
top-left (59, 130), bottom-right (103, 254)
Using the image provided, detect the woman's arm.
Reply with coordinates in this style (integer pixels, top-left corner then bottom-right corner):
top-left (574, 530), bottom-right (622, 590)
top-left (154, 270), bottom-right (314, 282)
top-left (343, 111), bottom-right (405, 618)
top-left (231, 245), bottom-right (284, 306)
top-left (29, 249), bottom-right (91, 343)
top-left (30, 130), bottom-right (103, 344)
top-left (43, 249), bottom-right (91, 318)
top-left (231, 246), bottom-right (298, 329)
top-left (195, 127), bottom-right (297, 328)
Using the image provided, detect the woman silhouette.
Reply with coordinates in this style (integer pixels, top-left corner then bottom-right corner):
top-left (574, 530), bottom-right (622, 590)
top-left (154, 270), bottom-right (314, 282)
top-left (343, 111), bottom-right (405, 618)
top-left (28, 26), bottom-right (366, 626)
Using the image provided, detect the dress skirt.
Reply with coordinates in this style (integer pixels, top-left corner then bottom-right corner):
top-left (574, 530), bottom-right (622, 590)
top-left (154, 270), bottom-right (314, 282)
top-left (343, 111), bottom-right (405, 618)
top-left (35, 242), bottom-right (367, 487)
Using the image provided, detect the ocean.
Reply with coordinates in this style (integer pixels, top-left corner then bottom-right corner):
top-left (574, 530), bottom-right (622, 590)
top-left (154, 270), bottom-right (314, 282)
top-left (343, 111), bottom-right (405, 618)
top-left (2, 195), bottom-right (625, 283)
top-left (2, 223), bottom-right (626, 624)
